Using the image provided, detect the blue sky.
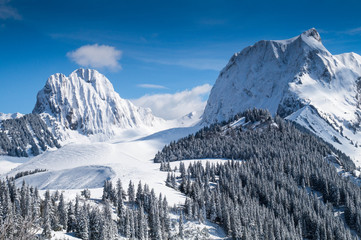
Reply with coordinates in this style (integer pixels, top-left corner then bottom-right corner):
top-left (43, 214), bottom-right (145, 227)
top-left (1, 0), bottom-right (361, 114)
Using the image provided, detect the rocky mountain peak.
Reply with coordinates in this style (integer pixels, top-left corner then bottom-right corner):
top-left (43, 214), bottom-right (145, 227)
top-left (301, 28), bottom-right (322, 42)
top-left (33, 69), bottom-right (163, 140)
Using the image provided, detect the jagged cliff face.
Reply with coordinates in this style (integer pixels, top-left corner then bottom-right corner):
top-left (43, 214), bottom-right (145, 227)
top-left (202, 28), bottom-right (361, 164)
top-left (33, 69), bottom-right (163, 140)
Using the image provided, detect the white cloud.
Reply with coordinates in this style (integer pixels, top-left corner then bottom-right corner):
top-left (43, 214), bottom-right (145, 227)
top-left (137, 84), bottom-right (167, 89)
top-left (67, 44), bottom-right (122, 71)
top-left (0, 0), bottom-right (21, 20)
top-left (131, 84), bottom-right (212, 120)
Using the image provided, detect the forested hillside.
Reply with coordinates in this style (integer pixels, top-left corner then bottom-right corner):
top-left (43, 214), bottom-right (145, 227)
top-left (171, 160), bottom-right (360, 239)
top-left (156, 109), bottom-right (361, 238)
top-left (3, 109), bottom-right (361, 239)
top-left (0, 114), bottom-right (60, 157)
top-left (154, 109), bottom-right (355, 172)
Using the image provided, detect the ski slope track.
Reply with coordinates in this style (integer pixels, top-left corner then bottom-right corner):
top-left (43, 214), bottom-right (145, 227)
top-left (203, 28), bottom-right (361, 166)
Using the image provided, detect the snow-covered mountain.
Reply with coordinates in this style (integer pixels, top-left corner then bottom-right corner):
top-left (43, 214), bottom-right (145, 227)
top-left (203, 28), bottom-right (361, 164)
top-left (33, 69), bottom-right (164, 140)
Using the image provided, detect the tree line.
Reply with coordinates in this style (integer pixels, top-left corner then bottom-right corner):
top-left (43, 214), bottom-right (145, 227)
top-left (155, 109), bottom-right (361, 238)
top-left (0, 177), bottom-right (196, 240)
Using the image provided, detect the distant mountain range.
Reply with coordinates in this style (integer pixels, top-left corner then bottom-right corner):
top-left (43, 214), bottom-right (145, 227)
top-left (2, 28), bottom-right (361, 166)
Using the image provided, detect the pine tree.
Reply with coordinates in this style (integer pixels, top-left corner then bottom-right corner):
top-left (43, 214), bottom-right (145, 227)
top-left (130, 210), bottom-right (136, 239)
top-left (179, 211), bottom-right (184, 240)
top-left (77, 204), bottom-right (89, 240)
top-left (58, 192), bottom-right (68, 230)
top-left (116, 179), bottom-right (123, 203)
top-left (89, 208), bottom-right (102, 240)
top-left (102, 201), bottom-right (116, 240)
top-left (125, 209), bottom-right (131, 239)
top-left (42, 198), bottom-right (52, 239)
top-left (136, 181), bottom-right (143, 206)
top-left (128, 181), bottom-right (135, 205)
top-left (67, 202), bottom-right (76, 233)
top-left (138, 206), bottom-right (145, 240)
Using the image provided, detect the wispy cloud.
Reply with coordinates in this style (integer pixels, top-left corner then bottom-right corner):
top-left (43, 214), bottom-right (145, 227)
top-left (139, 57), bottom-right (226, 71)
top-left (137, 84), bottom-right (167, 89)
top-left (131, 84), bottom-right (212, 120)
top-left (67, 44), bottom-right (122, 71)
top-left (345, 27), bottom-right (361, 35)
top-left (0, 0), bottom-right (21, 20)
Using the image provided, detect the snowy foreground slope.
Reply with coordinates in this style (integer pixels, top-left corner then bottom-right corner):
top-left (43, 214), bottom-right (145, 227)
top-left (2, 126), bottom-right (202, 205)
top-left (0, 125), bottom-right (229, 239)
top-left (33, 68), bottom-right (166, 141)
top-left (203, 28), bottom-right (361, 165)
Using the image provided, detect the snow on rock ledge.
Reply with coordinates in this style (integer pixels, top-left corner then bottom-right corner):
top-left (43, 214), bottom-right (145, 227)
top-left (0, 112), bottom-right (24, 121)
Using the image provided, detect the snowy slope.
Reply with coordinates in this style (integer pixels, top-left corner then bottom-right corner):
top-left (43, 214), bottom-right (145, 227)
top-left (202, 28), bottom-right (361, 165)
top-left (3, 126), bottom-right (202, 205)
top-left (0, 112), bottom-right (23, 120)
top-left (33, 69), bottom-right (165, 141)
top-left (16, 165), bottom-right (115, 190)
top-left (0, 156), bottom-right (28, 175)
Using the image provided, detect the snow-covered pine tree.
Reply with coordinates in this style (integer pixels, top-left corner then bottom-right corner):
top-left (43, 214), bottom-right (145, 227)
top-left (128, 181), bottom-right (135, 205)
top-left (41, 197), bottom-right (52, 239)
top-left (179, 211), bottom-right (184, 240)
top-left (67, 202), bottom-right (76, 233)
top-left (58, 192), bottom-right (67, 230)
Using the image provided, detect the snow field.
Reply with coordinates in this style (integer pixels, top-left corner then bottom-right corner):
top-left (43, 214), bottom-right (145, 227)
top-left (2, 126), bottom-right (204, 206)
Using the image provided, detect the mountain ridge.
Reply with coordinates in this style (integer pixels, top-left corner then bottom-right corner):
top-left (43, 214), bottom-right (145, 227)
top-left (202, 28), bottom-right (361, 165)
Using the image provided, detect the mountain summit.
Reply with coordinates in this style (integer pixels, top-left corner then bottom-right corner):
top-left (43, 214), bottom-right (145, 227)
top-left (302, 28), bottom-right (322, 42)
top-left (33, 69), bottom-right (163, 140)
top-left (202, 28), bottom-right (361, 163)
